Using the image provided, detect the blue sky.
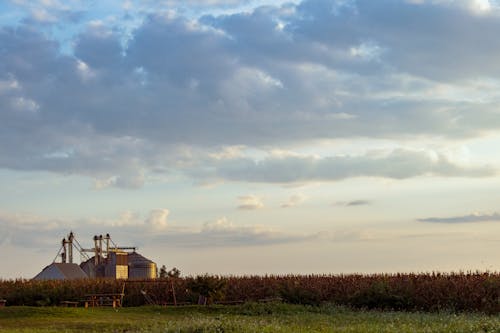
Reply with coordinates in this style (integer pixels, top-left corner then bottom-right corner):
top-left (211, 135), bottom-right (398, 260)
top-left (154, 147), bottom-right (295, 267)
top-left (1, 0), bottom-right (500, 278)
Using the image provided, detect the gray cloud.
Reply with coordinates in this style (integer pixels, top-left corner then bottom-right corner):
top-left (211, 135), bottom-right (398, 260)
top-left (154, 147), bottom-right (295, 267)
top-left (0, 207), bottom-right (175, 250)
top-left (189, 149), bottom-right (495, 183)
top-left (346, 200), bottom-right (371, 207)
top-left (418, 212), bottom-right (500, 224)
top-left (153, 217), bottom-right (315, 248)
top-left (1, 1), bottom-right (500, 186)
top-left (0, 210), bottom-right (313, 250)
top-left (0, 211), bottom-right (68, 248)
top-left (292, 0), bottom-right (500, 80)
top-left (333, 200), bottom-right (371, 207)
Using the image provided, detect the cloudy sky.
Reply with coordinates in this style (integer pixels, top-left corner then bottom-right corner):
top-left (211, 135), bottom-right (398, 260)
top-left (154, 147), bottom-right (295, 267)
top-left (1, 0), bottom-right (499, 279)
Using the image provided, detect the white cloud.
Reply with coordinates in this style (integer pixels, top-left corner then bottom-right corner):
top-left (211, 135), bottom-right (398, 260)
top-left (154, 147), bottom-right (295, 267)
top-left (31, 8), bottom-right (57, 22)
top-left (76, 60), bottom-right (96, 82)
top-left (155, 216), bottom-right (315, 247)
top-left (327, 112), bottom-right (357, 120)
top-left (112, 211), bottom-right (142, 227)
top-left (145, 209), bottom-right (170, 230)
top-left (0, 210), bottom-right (68, 248)
top-left (202, 216), bottom-right (233, 231)
top-left (0, 209), bottom-right (315, 250)
top-left (237, 195), bottom-right (264, 210)
top-left (208, 145), bottom-right (245, 160)
top-left (470, 0), bottom-right (492, 13)
top-left (0, 211), bottom-right (62, 231)
top-left (256, 70), bottom-right (283, 88)
top-left (0, 76), bottom-right (20, 92)
top-left (11, 97), bottom-right (39, 113)
top-left (349, 41), bottom-right (384, 61)
top-left (93, 170), bottom-right (145, 190)
top-left (281, 193), bottom-right (307, 208)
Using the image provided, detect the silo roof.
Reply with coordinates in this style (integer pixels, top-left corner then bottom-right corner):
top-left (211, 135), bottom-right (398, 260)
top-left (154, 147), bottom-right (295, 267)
top-left (128, 252), bottom-right (154, 264)
top-left (33, 263), bottom-right (88, 280)
top-left (54, 263), bottom-right (88, 279)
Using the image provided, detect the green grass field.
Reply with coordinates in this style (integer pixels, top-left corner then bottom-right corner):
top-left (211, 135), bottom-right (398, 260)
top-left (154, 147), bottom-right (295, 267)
top-left (0, 304), bottom-right (498, 333)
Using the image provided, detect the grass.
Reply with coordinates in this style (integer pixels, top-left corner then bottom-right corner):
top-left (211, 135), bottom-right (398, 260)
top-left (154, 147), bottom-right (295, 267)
top-left (0, 303), bottom-right (498, 333)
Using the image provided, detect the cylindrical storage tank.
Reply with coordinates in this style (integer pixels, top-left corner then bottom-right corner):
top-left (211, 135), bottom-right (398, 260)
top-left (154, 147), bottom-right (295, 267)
top-left (127, 252), bottom-right (157, 279)
top-left (80, 258), bottom-right (96, 278)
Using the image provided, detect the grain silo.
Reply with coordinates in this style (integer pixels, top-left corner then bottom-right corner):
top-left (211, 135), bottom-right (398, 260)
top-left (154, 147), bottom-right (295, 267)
top-left (105, 251), bottom-right (128, 279)
top-left (127, 251), bottom-right (157, 279)
top-left (36, 232), bottom-right (158, 280)
top-left (80, 258), bottom-right (97, 278)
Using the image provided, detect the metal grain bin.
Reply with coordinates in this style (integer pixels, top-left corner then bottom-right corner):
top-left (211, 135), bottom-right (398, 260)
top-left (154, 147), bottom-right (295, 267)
top-left (127, 252), bottom-right (157, 279)
top-left (105, 251), bottom-right (128, 279)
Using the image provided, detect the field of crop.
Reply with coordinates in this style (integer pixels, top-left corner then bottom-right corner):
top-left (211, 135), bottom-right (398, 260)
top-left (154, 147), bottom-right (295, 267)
top-left (1, 272), bottom-right (498, 313)
top-left (0, 303), bottom-right (499, 333)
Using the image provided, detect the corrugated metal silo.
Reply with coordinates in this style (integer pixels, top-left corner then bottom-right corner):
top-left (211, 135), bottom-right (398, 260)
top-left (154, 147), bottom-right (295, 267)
top-left (127, 252), bottom-right (157, 279)
top-left (80, 259), bottom-right (96, 278)
top-left (105, 251), bottom-right (128, 279)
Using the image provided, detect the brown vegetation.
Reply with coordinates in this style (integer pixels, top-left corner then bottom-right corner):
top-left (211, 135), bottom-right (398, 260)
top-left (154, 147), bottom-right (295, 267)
top-left (0, 272), bottom-right (498, 313)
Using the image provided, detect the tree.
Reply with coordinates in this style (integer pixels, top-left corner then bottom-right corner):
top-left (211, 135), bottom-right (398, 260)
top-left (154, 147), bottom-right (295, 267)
top-left (187, 274), bottom-right (226, 305)
top-left (159, 265), bottom-right (167, 278)
top-left (167, 267), bottom-right (181, 278)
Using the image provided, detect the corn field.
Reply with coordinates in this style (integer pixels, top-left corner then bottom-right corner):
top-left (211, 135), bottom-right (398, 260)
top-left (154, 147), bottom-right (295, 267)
top-left (0, 272), bottom-right (498, 313)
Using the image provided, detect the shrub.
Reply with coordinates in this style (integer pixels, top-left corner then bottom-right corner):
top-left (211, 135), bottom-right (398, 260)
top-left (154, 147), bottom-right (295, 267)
top-left (187, 275), bottom-right (227, 304)
top-left (349, 280), bottom-right (408, 310)
top-left (0, 272), bottom-right (498, 313)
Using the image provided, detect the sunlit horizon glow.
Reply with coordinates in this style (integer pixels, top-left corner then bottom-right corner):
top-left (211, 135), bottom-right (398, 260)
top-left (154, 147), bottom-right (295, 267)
top-left (0, 0), bottom-right (499, 279)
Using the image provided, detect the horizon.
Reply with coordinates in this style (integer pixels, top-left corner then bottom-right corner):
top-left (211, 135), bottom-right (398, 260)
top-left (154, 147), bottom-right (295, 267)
top-left (1, 0), bottom-right (499, 279)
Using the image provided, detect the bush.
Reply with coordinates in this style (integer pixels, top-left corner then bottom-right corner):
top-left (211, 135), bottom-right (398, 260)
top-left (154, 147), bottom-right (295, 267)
top-left (349, 280), bottom-right (409, 310)
top-left (187, 275), bottom-right (227, 305)
top-left (0, 272), bottom-right (498, 313)
top-left (279, 281), bottom-right (322, 306)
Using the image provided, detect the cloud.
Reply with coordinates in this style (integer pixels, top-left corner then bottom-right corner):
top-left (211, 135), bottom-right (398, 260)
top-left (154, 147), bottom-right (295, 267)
top-left (9, 0), bottom-right (84, 30)
top-left (292, 0), bottom-right (500, 80)
top-left (0, 208), bottom-right (172, 250)
top-left (237, 195), bottom-right (264, 210)
top-left (2, 0), bottom-right (500, 188)
top-left (0, 211), bottom-right (69, 248)
top-left (191, 149), bottom-right (495, 184)
top-left (145, 209), bottom-right (170, 230)
top-left (102, 208), bottom-right (170, 231)
top-left (0, 209), bottom-right (316, 250)
top-left (154, 216), bottom-right (316, 247)
top-left (346, 200), bottom-right (371, 207)
top-left (334, 200), bottom-right (371, 207)
top-left (418, 212), bottom-right (500, 223)
top-left (281, 193), bottom-right (307, 208)
top-left (93, 169), bottom-right (145, 190)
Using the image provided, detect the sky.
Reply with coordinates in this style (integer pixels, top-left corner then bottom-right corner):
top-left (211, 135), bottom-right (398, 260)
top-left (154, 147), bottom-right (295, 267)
top-left (1, 0), bottom-right (499, 279)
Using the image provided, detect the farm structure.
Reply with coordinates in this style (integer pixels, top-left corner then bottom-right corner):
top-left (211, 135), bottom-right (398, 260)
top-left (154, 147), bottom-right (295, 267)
top-left (33, 263), bottom-right (88, 280)
top-left (33, 232), bottom-right (157, 280)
